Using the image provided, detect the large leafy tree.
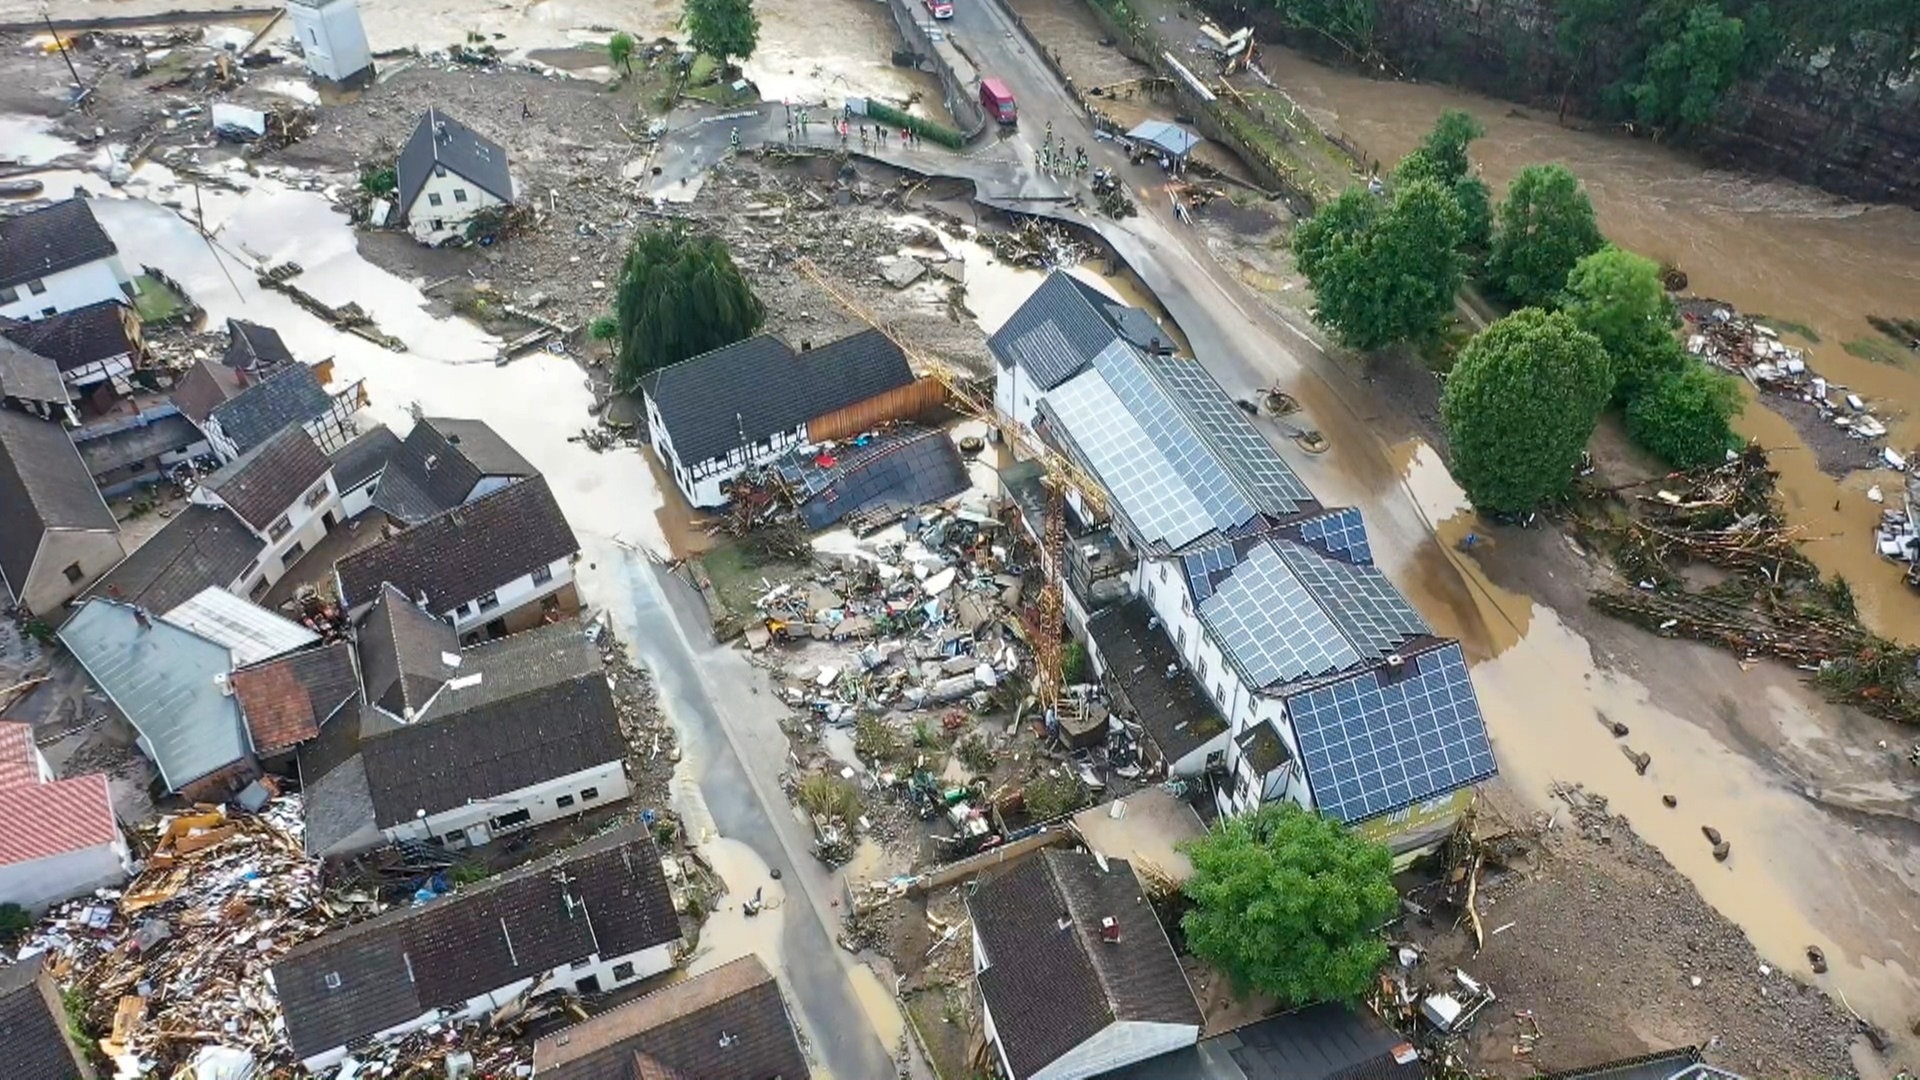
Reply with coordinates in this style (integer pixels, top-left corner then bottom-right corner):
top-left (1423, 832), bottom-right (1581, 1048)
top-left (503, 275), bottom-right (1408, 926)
top-left (1629, 4), bottom-right (1748, 131)
top-left (1562, 245), bottom-right (1683, 401)
top-left (1626, 364), bottom-right (1745, 467)
top-left (683, 0), bottom-right (760, 65)
top-left (1396, 110), bottom-right (1492, 255)
top-left (1442, 308), bottom-right (1613, 513)
top-left (1487, 164), bottom-right (1605, 309)
top-left (1182, 805), bottom-right (1397, 1005)
top-left (1294, 179), bottom-right (1466, 352)
top-left (614, 225), bottom-right (764, 388)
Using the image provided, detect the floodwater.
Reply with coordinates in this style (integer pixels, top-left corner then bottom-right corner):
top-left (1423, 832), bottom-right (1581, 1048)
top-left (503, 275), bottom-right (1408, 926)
top-left (0, 115), bottom-right (83, 167)
top-left (1279, 48), bottom-right (1920, 644)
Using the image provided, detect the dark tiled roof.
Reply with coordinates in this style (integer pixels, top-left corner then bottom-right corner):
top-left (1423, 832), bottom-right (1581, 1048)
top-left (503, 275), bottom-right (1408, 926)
top-left (533, 957), bottom-right (806, 1080)
top-left (396, 107), bottom-right (514, 213)
top-left (0, 338), bottom-right (69, 405)
top-left (200, 426), bottom-right (330, 532)
top-left (336, 475), bottom-right (578, 613)
top-left (272, 826), bottom-right (678, 1062)
top-left (1100, 1003), bottom-right (1420, 1080)
top-left (326, 425), bottom-right (401, 493)
top-left (73, 413), bottom-right (200, 476)
top-left (988, 271), bottom-right (1136, 389)
top-left (77, 505), bottom-right (261, 617)
top-left (0, 198), bottom-right (118, 291)
top-left (0, 960), bottom-right (92, 1080)
top-left (373, 416), bottom-right (532, 525)
top-left (0, 409), bottom-right (115, 596)
top-left (639, 329), bottom-right (915, 466)
top-left (299, 733), bottom-right (376, 857)
top-left (170, 358), bottom-right (242, 425)
top-left (1086, 596), bottom-right (1226, 766)
top-left (231, 641), bottom-right (359, 755)
top-left (1, 300), bottom-right (136, 374)
top-left (355, 583), bottom-right (460, 718)
top-left (359, 623), bottom-right (622, 826)
top-left (970, 850), bottom-right (1200, 1080)
top-left (222, 318), bottom-right (296, 373)
top-left (1542, 1048), bottom-right (1709, 1080)
top-left (208, 362), bottom-right (332, 454)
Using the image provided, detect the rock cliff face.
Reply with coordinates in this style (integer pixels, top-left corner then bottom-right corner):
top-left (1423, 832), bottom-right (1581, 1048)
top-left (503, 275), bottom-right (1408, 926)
top-left (1222, 0), bottom-right (1920, 207)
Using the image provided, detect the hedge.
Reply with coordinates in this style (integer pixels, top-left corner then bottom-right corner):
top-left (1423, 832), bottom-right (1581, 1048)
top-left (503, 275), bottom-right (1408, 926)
top-left (863, 100), bottom-right (967, 150)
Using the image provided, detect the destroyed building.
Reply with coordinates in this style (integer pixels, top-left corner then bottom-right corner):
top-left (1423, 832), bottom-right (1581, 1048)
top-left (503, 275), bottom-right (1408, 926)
top-left (335, 474), bottom-right (581, 643)
top-left (302, 588), bottom-right (627, 856)
top-left (371, 416), bottom-right (537, 526)
top-left (270, 825), bottom-right (681, 1073)
top-left (396, 107), bottom-right (515, 246)
top-left (0, 959), bottom-right (98, 1080)
top-left (994, 273), bottom-right (1495, 852)
top-left (221, 317), bottom-right (298, 379)
top-left (0, 721), bottom-right (130, 915)
top-left (188, 359), bottom-right (360, 461)
top-left (1, 298), bottom-right (146, 407)
top-left (1098, 1002), bottom-right (1420, 1080)
top-left (968, 848), bottom-right (1203, 1080)
top-left (0, 407), bottom-right (125, 614)
top-left (640, 328), bottom-right (939, 507)
top-left (0, 198), bottom-right (135, 322)
top-left (188, 426), bottom-right (344, 601)
top-left (530, 955), bottom-right (809, 1080)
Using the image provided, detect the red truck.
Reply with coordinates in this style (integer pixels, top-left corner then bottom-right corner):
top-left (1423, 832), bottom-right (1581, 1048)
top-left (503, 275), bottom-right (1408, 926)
top-left (979, 78), bottom-right (1017, 125)
top-left (924, 0), bottom-right (953, 18)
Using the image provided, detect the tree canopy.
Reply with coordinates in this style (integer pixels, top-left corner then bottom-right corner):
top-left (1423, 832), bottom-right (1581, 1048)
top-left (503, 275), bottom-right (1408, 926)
top-left (1441, 308), bottom-right (1613, 513)
top-left (1181, 805), bottom-right (1397, 1005)
top-left (607, 31), bottom-right (636, 74)
top-left (1395, 111), bottom-right (1492, 256)
top-left (1562, 245), bottom-right (1683, 401)
top-left (683, 0), bottom-right (760, 64)
top-left (1626, 364), bottom-right (1746, 467)
top-left (1487, 164), bottom-right (1606, 309)
top-left (613, 224), bottom-right (764, 388)
top-left (1294, 178), bottom-right (1466, 351)
top-left (1627, 4), bottom-right (1749, 130)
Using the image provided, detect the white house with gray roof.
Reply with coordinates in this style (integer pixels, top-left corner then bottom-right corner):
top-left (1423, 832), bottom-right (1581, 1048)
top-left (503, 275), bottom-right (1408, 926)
top-left (396, 108), bottom-right (514, 245)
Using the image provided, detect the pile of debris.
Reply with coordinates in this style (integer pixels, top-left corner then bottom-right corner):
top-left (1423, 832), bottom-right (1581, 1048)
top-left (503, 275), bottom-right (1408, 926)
top-left (979, 219), bottom-right (1086, 269)
top-left (1684, 304), bottom-right (1897, 458)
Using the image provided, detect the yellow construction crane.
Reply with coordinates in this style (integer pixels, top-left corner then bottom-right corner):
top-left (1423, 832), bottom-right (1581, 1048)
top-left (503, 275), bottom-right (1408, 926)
top-left (795, 258), bottom-right (1110, 707)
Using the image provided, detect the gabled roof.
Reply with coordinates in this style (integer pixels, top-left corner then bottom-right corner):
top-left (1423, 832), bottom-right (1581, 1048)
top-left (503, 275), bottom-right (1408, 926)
top-left (57, 598), bottom-right (250, 792)
top-left (969, 849), bottom-right (1200, 1080)
top-left (0, 408), bottom-right (116, 596)
top-left (355, 583), bottom-right (460, 718)
top-left (372, 416), bottom-right (534, 525)
top-left (170, 357), bottom-right (243, 424)
top-left (0, 960), bottom-right (96, 1080)
top-left (230, 641), bottom-right (359, 755)
top-left (77, 504), bottom-right (262, 617)
top-left (1086, 595), bottom-right (1226, 766)
top-left (326, 424), bottom-right (401, 493)
top-left (207, 362), bottom-right (333, 455)
top-left (0, 197), bottom-right (119, 290)
top-left (272, 826), bottom-right (678, 1062)
top-left (1099, 1003), bottom-right (1419, 1080)
top-left (160, 586), bottom-right (318, 666)
top-left (0, 299), bottom-right (136, 373)
top-left (200, 426), bottom-right (331, 532)
top-left (0, 337), bottom-right (70, 405)
top-left (336, 475), bottom-right (579, 613)
top-left (988, 270), bottom-right (1141, 389)
top-left (638, 329), bottom-right (916, 466)
top-left (222, 318), bottom-right (296, 373)
top-left (396, 107), bottom-right (514, 213)
top-left (0, 721), bottom-right (120, 869)
top-left (533, 957), bottom-right (808, 1080)
top-left (359, 621), bottom-right (622, 826)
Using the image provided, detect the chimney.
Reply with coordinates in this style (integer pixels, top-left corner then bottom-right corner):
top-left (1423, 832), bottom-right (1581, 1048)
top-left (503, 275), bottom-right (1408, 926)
top-left (133, 607), bottom-right (152, 631)
top-left (1099, 916), bottom-right (1121, 943)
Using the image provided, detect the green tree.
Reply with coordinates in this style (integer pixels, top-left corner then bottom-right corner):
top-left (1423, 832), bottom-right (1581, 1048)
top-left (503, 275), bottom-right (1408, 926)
top-left (1294, 179), bottom-right (1466, 351)
top-left (683, 0), bottom-right (760, 65)
top-left (1626, 364), bottom-right (1745, 467)
top-left (1629, 4), bottom-right (1747, 130)
top-left (0, 902), bottom-right (29, 946)
top-left (607, 31), bottom-right (636, 75)
top-left (1562, 245), bottom-right (1683, 401)
top-left (1395, 111), bottom-right (1492, 256)
top-left (1181, 805), bottom-right (1396, 1005)
top-left (1415, 109), bottom-right (1484, 184)
top-left (613, 224), bottom-right (764, 387)
top-left (1441, 308), bottom-right (1613, 513)
top-left (1487, 164), bottom-right (1605, 309)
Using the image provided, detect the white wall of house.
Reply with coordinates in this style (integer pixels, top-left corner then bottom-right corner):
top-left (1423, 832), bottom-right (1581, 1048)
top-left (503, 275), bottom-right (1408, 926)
top-left (644, 388), bottom-right (809, 508)
top-left (383, 759), bottom-right (628, 849)
top-left (196, 473), bottom-right (342, 598)
top-left (292, 939), bottom-right (675, 1073)
top-left (287, 0), bottom-right (373, 83)
top-left (0, 257), bottom-right (132, 321)
top-left (337, 470), bottom-right (383, 518)
top-left (0, 841), bottom-right (131, 914)
top-left (993, 359), bottom-right (1044, 431)
top-left (406, 168), bottom-right (506, 245)
top-left (442, 557), bottom-right (574, 635)
top-left (13, 528), bottom-right (126, 615)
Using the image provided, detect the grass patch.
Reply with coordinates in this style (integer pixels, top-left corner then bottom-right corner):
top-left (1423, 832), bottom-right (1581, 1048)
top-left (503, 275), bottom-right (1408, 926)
top-left (697, 538), bottom-right (812, 633)
top-left (796, 773), bottom-right (862, 822)
top-left (131, 275), bottom-right (189, 323)
top-left (1755, 316), bottom-right (1820, 343)
top-left (1842, 336), bottom-right (1907, 366)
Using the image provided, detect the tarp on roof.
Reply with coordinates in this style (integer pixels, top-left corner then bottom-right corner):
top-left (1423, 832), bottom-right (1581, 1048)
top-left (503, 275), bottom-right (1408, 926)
top-left (1126, 120), bottom-right (1202, 158)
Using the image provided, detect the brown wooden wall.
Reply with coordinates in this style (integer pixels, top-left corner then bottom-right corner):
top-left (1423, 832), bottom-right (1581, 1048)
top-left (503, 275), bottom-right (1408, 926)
top-left (806, 377), bottom-right (949, 443)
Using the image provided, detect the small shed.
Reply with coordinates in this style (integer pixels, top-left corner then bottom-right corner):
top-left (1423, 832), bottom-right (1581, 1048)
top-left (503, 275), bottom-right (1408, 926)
top-left (1125, 120), bottom-right (1203, 162)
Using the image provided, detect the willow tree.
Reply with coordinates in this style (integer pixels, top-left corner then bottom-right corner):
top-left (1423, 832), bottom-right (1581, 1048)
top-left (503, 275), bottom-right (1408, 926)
top-left (614, 225), bottom-right (764, 388)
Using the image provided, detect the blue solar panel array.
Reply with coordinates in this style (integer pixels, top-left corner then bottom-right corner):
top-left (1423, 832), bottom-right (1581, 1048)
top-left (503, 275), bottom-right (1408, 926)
top-left (1181, 542), bottom-right (1240, 602)
top-left (1145, 356), bottom-right (1316, 517)
top-left (1200, 541), bottom-right (1361, 686)
top-left (1287, 642), bottom-right (1496, 824)
top-left (1296, 507), bottom-right (1373, 565)
top-left (1090, 343), bottom-right (1261, 533)
top-left (1274, 542), bottom-right (1428, 663)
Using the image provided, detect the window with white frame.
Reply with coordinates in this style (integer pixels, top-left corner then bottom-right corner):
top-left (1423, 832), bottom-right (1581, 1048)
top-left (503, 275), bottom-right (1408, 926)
top-left (268, 516), bottom-right (292, 541)
top-left (477, 590), bottom-right (500, 612)
top-left (531, 563), bottom-right (553, 585)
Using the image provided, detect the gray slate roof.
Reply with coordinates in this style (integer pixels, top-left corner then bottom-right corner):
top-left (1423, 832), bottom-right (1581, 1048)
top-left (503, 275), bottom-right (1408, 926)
top-left (58, 598), bottom-right (250, 792)
top-left (0, 961), bottom-right (92, 1080)
top-left (0, 338), bottom-right (69, 405)
top-left (326, 425), bottom-right (401, 493)
top-left (359, 621), bottom-right (622, 826)
top-left (639, 329), bottom-right (915, 466)
top-left (988, 270), bottom-right (1145, 390)
top-left (355, 583), bottom-right (460, 718)
top-left (0, 300), bottom-right (136, 374)
top-left (0, 198), bottom-right (118, 291)
top-left (76, 505), bottom-right (261, 617)
top-left (372, 416), bottom-right (534, 525)
top-left (73, 413), bottom-right (200, 476)
top-left (1099, 1003), bottom-right (1418, 1080)
top-left (969, 849), bottom-right (1201, 1080)
top-left (208, 362), bottom-right (332, 454)
top-left (0, 409), bottom-right (116, 597)
top-left (272, 826), bottom-right (678, 1062)
top-left (222, 318), bottom-right (296, 373)
top-left (396, 107), bottom-right (514, 214)
top-left (336, 475), bottom-right (578, 614)
top-left (201, 426), bottom-right (331, 532)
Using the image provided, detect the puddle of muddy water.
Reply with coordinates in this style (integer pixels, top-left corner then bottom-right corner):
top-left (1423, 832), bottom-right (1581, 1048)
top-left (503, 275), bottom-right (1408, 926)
top-left (0, 115), bottom-right (82, 167)
top-left (689, 835), bottom-right (791, 976)
top-left (846, 963), bottom-right (908, 1051)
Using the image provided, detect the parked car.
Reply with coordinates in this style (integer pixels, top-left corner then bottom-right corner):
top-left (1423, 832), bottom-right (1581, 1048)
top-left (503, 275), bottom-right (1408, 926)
top-left (925, 0), bottom-right (954, 17)
top-left (980, 78), bottom-right (1017, 124)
